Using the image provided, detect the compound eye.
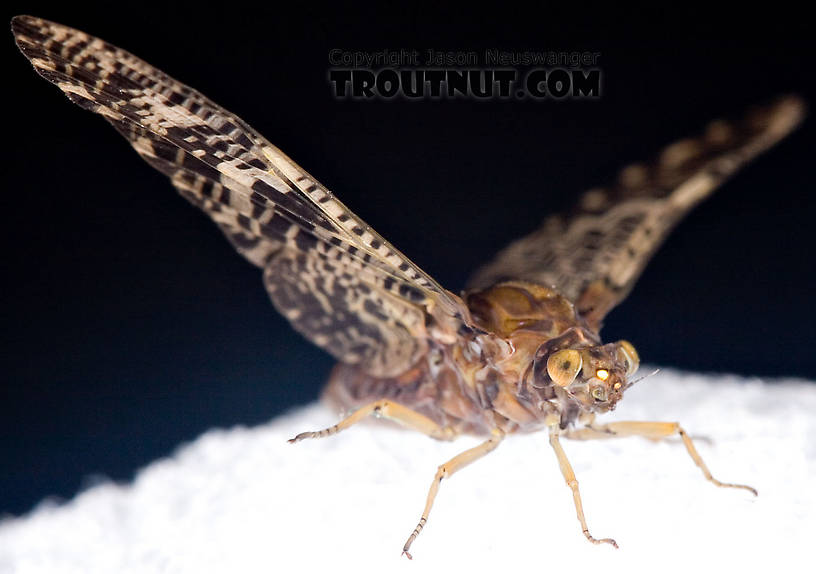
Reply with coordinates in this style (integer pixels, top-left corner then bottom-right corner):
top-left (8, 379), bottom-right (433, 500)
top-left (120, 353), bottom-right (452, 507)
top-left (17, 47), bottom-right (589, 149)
top-left (546, 349), bottom-right (582, 388)
top-left (617, 340), bottom-right (640, 376)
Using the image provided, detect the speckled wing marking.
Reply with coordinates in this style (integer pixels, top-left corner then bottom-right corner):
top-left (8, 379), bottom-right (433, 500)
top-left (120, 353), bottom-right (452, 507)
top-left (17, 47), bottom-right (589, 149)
top-left (12, 15), bottom-right (470, 377)
top-left (467, 96), bottom-right (805, 328)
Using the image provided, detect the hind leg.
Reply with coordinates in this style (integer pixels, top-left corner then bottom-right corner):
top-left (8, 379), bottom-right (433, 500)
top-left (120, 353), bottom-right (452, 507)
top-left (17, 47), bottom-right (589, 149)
top-left (288, 399), bottom-right (457, 443)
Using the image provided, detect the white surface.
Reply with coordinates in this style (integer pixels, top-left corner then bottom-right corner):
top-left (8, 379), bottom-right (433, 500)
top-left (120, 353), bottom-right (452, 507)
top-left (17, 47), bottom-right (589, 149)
top-left (1, 369), bottom-right (815, 573)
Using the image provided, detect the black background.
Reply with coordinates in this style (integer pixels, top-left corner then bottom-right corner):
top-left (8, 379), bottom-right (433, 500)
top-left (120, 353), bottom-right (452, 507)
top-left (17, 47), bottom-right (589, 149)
top-left (2, 3), bottom-right (814, 516)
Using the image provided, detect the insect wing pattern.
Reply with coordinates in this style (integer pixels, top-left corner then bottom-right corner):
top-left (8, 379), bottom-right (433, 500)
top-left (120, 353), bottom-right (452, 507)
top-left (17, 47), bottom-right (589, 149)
top-left (467, 97), bottom-right (805, 328)
top-left (11, 15), bottom-right (471, 379)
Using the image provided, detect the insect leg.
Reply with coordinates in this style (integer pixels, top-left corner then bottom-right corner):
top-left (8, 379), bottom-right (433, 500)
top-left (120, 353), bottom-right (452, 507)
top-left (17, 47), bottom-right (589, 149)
top-left (288, 399), bottom-right (457, 443)
top-left (402, 429), bottom-right (504, 559)
top-left (549, 428), bottom-right (619, 548)
top-left (564, 421), bottom-right (757, 495)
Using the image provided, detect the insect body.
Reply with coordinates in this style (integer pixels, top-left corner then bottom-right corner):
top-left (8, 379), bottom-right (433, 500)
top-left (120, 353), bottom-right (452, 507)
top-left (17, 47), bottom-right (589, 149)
top-left (324, 281), bottom-right (636, 437)
top-left (12, 15), bottom-right (804, 558)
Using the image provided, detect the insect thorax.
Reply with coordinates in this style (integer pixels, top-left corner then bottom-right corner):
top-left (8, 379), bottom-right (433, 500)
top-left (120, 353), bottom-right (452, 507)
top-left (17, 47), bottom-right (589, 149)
top-left (325, 281), bottom-right (631, 436)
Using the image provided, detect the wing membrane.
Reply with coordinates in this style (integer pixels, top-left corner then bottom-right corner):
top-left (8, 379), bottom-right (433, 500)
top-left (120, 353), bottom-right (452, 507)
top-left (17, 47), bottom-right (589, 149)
top-left (12, 15), bottom-right (469, 376)
top-left (467, 96), bottom-right (805, 328)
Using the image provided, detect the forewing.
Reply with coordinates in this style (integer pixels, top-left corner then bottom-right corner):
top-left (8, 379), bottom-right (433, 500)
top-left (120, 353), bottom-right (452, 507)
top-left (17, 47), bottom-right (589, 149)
top-left (12, 15), bottom-right (470, 377)
top-left (467, 96), bottom-right (805, 328)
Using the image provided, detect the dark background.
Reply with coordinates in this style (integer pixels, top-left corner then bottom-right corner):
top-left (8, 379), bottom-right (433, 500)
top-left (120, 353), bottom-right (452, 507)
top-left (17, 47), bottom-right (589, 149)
top-left (2, 3), bottom-right (813, 516)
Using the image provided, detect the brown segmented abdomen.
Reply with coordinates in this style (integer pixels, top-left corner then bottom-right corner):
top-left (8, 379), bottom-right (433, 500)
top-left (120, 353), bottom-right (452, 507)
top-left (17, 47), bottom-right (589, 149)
top-left (323, 347), bottom-right (501, 436)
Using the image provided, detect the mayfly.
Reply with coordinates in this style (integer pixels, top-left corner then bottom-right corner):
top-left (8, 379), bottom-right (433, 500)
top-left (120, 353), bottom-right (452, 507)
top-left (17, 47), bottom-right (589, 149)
top-left (12, 15), bottom-right (805, 558)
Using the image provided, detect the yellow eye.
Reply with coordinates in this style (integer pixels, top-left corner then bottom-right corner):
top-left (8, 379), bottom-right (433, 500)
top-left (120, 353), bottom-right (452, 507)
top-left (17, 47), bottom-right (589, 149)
top-left (591, 386), bottom-right (607, 401)
top-left (546, 349), bottom-right (582, 387)
top-left (595, 369), bottom-right (610, 381)
top-left (617, 340), bottom-right (640, 376)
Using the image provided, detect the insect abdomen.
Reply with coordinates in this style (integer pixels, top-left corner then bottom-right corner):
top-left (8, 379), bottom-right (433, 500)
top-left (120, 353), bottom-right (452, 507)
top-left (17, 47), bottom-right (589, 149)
top-left (323, 354), bottom-right (499, 436)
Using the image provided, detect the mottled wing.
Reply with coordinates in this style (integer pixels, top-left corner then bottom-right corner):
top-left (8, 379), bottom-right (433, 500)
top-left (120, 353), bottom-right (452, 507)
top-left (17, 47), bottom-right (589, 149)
top-left (467, 96), bottom-right (805, 328)
top-left (12, 15), bottom-right (470, 377)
